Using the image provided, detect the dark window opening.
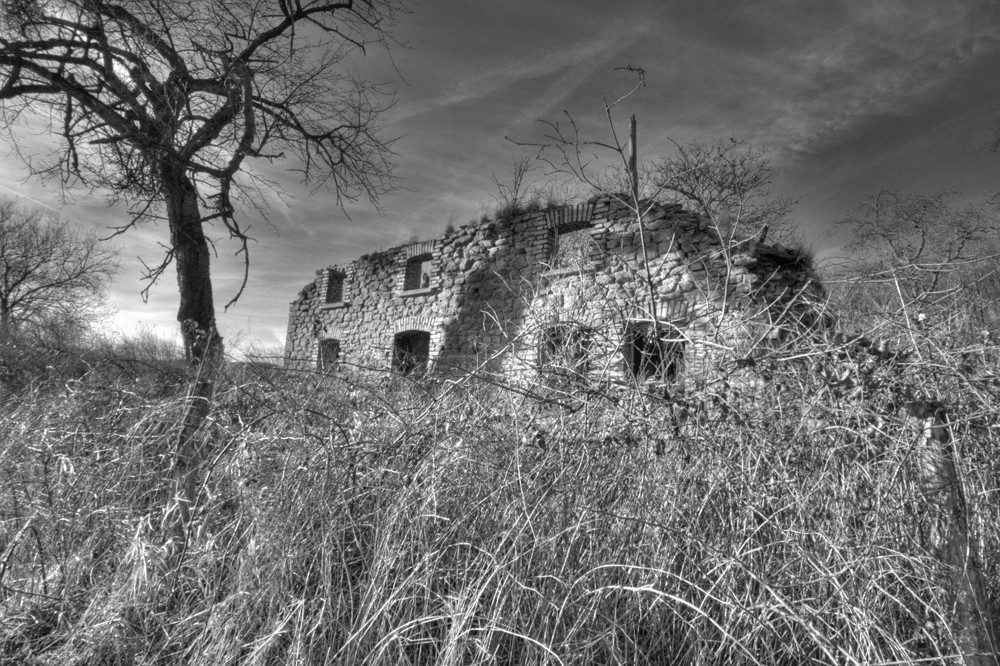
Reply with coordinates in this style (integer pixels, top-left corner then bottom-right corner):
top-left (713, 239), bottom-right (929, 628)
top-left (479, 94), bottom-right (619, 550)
top-left (325, 270), bottom-right (345, 303)
top-left (393, 330), bottom-right (430, 376)
top-left (403, 254), bottom-right (433, 290)
top-left (318, 339), bottom-right (340, 372)
top-left (624, 322), bottom-right (684, 381)
top-left (539, 324), bottom-right (592, 376)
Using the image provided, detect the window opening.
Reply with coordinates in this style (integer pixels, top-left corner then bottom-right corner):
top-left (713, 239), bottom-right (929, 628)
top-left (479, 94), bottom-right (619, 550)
top-left (393, 330), bottom-right (430, 376)
top-left (403, 254), bottom-right (433, 290)
top-left (624, 322), bottom-right (684, 381)
top-left (318, 339), bottom-right (340, 372)
top-left (550, 222), bottom-right (591, 269)
top-left (325, 270), bottom-right (345, 303)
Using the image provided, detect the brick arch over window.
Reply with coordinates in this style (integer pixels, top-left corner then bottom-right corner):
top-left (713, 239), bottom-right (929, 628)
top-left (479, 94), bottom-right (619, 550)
top-left (318, 325), bottom-right (345, 341)
top-left (315, 326), bottom-right (345, 371)
top-left (544, 202), bottom-right (596, 231)
top-left (393, 316), bottom-right (435, 335)
top-left (389, 316), bottom-right (442, 374)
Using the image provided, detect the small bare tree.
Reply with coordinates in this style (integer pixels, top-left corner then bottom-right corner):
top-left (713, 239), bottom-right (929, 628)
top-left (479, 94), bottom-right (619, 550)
top-left (647, 139), bottom-right (801, 347)
top-left (512, 67), bottom-right (664, 344)
top-left (837, 189), bottom-right (999, 322)
top-left (0, 196), bottom-right (117, 343)
top-left (490, 155), bottom-right (539, 221)
top-left (649, 138), bottom-right (796, 245)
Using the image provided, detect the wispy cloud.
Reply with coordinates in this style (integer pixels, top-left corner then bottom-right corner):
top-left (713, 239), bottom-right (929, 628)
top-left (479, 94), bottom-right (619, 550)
top-left (745, 0), bottom-right (1000, 161)
top-left (387, 18), bottom-right (650, 125)
top-left (0, 182), bottom-right (59, 211)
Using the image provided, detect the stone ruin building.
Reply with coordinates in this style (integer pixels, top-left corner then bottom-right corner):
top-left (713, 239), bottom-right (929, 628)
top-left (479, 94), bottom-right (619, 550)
top-left (284, 194), bottom-right (822, 386)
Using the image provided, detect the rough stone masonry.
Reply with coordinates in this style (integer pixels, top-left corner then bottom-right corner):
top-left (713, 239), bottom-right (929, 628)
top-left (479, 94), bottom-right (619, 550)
top-left (284, 195), bottom-right (822, 385)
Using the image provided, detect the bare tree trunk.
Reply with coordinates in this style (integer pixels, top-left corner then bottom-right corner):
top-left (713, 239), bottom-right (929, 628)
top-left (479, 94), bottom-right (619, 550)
top-left (160, 163), bottom-right (222, 559)
top-left (163, 378), bottom-right (214, 560)
top-left (906, 400), bottom-right (999, 665)
top-left (0, 302), bottom-right (10, 343)
top-left (162, 162), bottom-right (223, 364)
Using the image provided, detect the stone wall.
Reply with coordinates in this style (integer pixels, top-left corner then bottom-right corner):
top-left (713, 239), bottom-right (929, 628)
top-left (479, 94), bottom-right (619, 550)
top-left (284, 195), bottom-right (822, 384)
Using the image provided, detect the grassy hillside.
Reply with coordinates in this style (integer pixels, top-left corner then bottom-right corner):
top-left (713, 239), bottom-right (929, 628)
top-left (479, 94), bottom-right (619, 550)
top-left (1, 322), bottom-right (998, 664)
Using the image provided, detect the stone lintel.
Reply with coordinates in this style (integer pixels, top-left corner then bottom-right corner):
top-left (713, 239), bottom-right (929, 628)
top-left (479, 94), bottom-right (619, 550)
top-left (399, 287), bottom-right (438, 298)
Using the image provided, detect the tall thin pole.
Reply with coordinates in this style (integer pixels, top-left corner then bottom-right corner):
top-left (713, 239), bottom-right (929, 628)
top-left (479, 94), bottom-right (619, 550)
top-left (628, 114), bottom-right (638, 204)
top-left (628, 114), bottom-right (657, 332)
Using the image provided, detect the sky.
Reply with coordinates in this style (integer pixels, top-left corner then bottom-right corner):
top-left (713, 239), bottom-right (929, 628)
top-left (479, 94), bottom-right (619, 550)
top-left (2, 0), bottom-right (1000, 357)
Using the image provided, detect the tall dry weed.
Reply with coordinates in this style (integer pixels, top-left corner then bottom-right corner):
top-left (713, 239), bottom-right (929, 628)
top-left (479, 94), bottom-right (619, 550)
top-left (0, 322), bottom-right (997, 664)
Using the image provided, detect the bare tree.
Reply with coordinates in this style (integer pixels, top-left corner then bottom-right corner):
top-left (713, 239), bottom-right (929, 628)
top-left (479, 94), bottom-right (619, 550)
top-left (0, 0), bottom-right (402, 364)
top-left (0, 196), bottom-right (117, 343)
top-left (834, 189), bottom-right (1000, 337)
top-left (1, 0), bottom-right (403, 555)
top-left (649, 137), bottom-right (797, 245)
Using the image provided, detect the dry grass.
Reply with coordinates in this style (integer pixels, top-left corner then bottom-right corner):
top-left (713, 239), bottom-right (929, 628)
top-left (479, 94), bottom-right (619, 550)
top-left (0, 319), bottom-right (997, 665)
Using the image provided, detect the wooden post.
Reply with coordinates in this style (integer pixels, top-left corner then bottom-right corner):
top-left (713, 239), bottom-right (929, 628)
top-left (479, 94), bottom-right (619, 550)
top-left (905, 400), bottom-right (999, 665)
top-left (628, 114), bottom-right (638, 204)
